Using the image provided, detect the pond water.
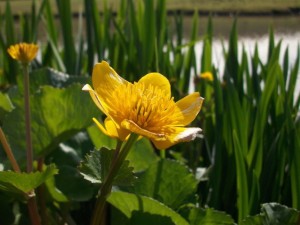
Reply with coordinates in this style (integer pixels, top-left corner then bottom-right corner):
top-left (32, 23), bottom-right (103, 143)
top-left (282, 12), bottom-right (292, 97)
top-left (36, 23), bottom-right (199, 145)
top-left (182, 15), bottom-right (300, 99)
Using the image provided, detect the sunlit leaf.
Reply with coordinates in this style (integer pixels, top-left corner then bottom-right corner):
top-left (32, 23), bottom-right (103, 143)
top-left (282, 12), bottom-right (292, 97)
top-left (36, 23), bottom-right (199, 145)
top-left (3, 83), bottom-right (99, 161)
top-left (133, 159), bottom-right (198, 209)
top-left (108, 191), bottom-right (189, 225)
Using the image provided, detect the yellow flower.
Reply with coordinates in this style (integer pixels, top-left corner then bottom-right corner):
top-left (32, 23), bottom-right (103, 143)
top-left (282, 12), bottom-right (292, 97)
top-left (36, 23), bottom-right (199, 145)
top-left (7, 43), bottom-right (38, 64)
top-left (199, 71), bottom-right (213, 81)
top-left (83, 61), bottom-right (204, 149)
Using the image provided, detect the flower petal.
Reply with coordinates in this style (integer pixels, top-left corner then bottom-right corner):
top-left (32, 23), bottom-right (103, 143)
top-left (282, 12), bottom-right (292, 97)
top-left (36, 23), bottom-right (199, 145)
top-left (92, 61), bottom-right (128, 99)
top-left (93, 117), bottom-right (110, 136)
top-left (82, 84), bottom-right (107, 114)
top-left (121, 119), bottom-right (166, 141)
top-left (138, 73), bottom-right (171, 98)
top-left (93, 117), bottom-right (130, 141)
top-left (151, 127), bottom-right (201, 149)
top-left (176, 92), bottom-right (204, 125)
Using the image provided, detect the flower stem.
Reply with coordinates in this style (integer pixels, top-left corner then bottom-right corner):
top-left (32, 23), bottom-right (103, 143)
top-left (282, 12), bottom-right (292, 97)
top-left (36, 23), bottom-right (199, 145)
top-left (0, 127), bottom-right (21, 172)
top-left (22, 63), bottom-right (41, 225)
top-left (90, 134), bottom-right (139, 225)
top-left (27, 194), bottom-right (41, 225)
top-left (23, 63), bottom-right (33, 173)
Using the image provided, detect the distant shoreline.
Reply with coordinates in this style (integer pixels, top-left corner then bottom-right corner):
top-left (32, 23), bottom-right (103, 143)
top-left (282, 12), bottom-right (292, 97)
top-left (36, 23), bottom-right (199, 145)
top-left (8, 8), bottom-right (300, 21)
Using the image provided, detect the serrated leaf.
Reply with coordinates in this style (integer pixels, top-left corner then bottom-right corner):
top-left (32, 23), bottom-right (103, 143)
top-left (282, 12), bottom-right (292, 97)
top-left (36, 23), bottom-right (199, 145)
top-left (0, 164), bottom-right (57, 196)
top-left (79, 147), bottom-right (136, 186)
top-left (2, 83), bottom-right (99, 161)
top-left (241, 203), bottom-right (300, 225)
top-left (133, 159), bottom-right (198, 209)
top-left (108, 191), bottom-right (189, 225)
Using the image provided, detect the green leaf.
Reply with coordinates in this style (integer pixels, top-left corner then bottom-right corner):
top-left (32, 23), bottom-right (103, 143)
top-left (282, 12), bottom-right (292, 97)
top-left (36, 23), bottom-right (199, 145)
top-left (3, 83), bottom-right (99, 161)
top-left (44, 173), bottom-right (68, 202)
top-left (185, 207), bottom-right (235, 225)
top-left (0, 164), bottom-right (57, 197)
top-left (126, 138), bottom-right (158, 172)
top-left (241, 203), bottom-right (300, 225)
top-left (108, 191), bottom-right (189, 225)
top-left (55, 0), bottom-right (77, 74)
top-left (233, 130), bottom-right (249, 223)
top-left (133, 159), bottom-right (198, 209)
top-left (79, 147), bottom-right (136, 186)
top-left (129, 211), bottom-right (174, 225)
top-left (0, 92), bottom-right (13, 123)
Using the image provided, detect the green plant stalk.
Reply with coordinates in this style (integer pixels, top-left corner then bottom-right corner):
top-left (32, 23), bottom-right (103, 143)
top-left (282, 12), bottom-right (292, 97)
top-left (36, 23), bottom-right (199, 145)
top-left (0, 127), bottom-right (21, 172)
top-left (23, 64), bottom-right (34, 173)
top-left (91, 133), bottom-right (139, 225)
top-left (22, 63), bottom-right (41, 225)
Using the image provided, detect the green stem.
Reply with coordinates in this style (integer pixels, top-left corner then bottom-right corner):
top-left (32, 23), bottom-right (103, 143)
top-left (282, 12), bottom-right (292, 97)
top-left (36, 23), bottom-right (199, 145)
top-left (90, 133), bottom-right (139, 225)
top-left (23, 63), bottom-right (33, 173)
top-left (22, 63), bottom-right (41, 225)
top-left (0, 127), bottom-right (21, 172)
top-left (160, 150), bottom-right (166, 158)
top-left (27, 195), bottom-right (41, 225)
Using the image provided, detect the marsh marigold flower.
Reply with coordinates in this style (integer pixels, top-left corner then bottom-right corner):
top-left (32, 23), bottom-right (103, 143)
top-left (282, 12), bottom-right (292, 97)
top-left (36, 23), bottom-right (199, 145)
top-left (199, 71), bottom-right (213, 81)
top-left (83, 61), bottom-right (204, 149)
top-left (7, 43), bottom-right (38, 64)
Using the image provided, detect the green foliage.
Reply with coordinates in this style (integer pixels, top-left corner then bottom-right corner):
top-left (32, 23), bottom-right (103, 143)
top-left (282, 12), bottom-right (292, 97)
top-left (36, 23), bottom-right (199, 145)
top-left (183, 207), bottom-right (235, 225)
top-left (79, 147), bottom-right (136, 186)
top-left (133, 159), bottom-right (198, 209)
top-left (2, 83), bottom-right (98, 160)
top-left (0, 164), bottom-right (57, 198)
top-left (241, 203), bottom-right (300, 225)
top-left (108, 191), bottom-right (189, 225)
top-left (0, 92), bottom-right (13, 123)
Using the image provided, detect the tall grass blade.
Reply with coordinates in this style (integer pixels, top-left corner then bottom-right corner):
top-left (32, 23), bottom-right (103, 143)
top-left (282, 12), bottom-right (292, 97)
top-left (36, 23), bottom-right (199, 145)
top-left (56, 0), bottom-right (76, 74)
top-left (209, 68), bottom-right (224, 208)
top-left (291, 121), bottom-right (300, 209)
top-left (181, 11), bottom-right (198, 94)
top-left (224, 18), bottom-right (238, 84)
top-left (142, 0), bottom-right (155, 72)
top-left (267, 27), bottom-right (275, 62)
top-left (4, 0), bottom-right (17, 84)
top-left (286, 45), bottom-right (299, 107)
top-left (201, 16), bottom-right (212, 73)
top-left (233, 130), bottom-right (249, 223)
top-left (247, 62), bottom-right (281, 176)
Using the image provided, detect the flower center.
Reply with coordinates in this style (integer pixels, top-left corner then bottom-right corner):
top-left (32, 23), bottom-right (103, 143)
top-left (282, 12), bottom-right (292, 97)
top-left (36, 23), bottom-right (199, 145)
top-left (108, 82), bottom-right (180, 131)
